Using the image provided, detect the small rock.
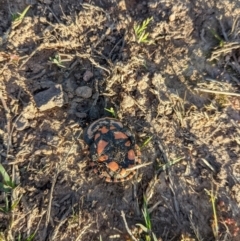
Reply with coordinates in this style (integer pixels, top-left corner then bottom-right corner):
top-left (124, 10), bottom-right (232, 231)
top-left (22, 103), bottom-right (37, 119)
top-left (169, 13), bottom-right (176, 21)
top-left (121, 95), bottom-right (135, 109)
top-left (83, 70), bottom-right (93, 82)
top-left (68, 92), bottom-right (74, 98)
top-left (43, 0), bottom-right (51, 4)
top-left (75, 86), bottom-right (92, 98)
top-left (14, 116), bottom-right (29, 131)
top-left (75, 112), bottom-right (87, 118)
top-left (33, 84), bottom-right (64, 111)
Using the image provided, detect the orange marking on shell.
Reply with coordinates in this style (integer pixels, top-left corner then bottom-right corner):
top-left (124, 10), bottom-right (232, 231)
top-left (94, 133), bottom-right (100, 140)
top-left (97, 140), bottom-right (108, 155)
top-left (125, 141), bottom-right (131, 146)
top-left (119, 168), bottom-right (127, 176)
top-left (124, 171), bottom-right (135, 180)
top-left (114, 131), bottom-right (128, 139)
top-left (99, 126), bottom-right (109, 134)
top-left (107, 161), bottom-right (119, 172)
top-left (98, 155), bottom-right (108, 162)
top-left (128, 149), bottom-right (135, 160)
top-left (105, 176), bottom-right (112, 182)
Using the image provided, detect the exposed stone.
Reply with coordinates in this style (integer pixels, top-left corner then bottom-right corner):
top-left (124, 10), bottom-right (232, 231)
top-left (169, 13), bottom-right (176, 21)
top-left (121, 95), bottom-right (135, 109)
top-left (75, 86), bottom-right (92, 98)
top-left (14, 116), bottom-right (29, 131)
top-left (83, 70), bottom-right (93, 82)
top-left (43, 0), bottom-right (51, 4)
top-left (33, 84), bottom-right (64, 111)
top-left (75, 112), bottom-right (87, 118)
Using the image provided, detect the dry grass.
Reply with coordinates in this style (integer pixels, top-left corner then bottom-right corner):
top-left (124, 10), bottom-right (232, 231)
top-left (0, 1), bottom-right (240, 241)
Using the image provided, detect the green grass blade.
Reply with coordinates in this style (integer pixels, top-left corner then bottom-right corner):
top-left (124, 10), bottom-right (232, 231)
top-left (104, 107), bottom-right (116, 117)
top-left (0, 164), bottom-right (10, 183)
top-left (143, 195), bottom-right (151, 230)
top-left (140, 136), bottom-right (153, 149)
top-left (11, 195), bottom-right (22, 210)
top-left (159, 157), bottom-right (184, 171)
top-left (12, 5), bottom-right (31, 22)
top-left (0, 183), bottom-right (12, 192)
top-left (25, 233), bottom-right (36, 241)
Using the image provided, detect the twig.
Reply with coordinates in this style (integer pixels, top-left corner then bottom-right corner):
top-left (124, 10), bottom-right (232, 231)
top-left (195, 87), bottom-right (240, 97)
top-left (189, 210), bottom-right (203, 241)
top-left (42, 130), bottom-right (82, 240)
top-left (148, 200), bottom-right (161, 214)
top-left (157, 141), bottom-right (169, 165)
top-left (0, 84), bottom-right (12, 157)
top-left (121, 211), bottom-right (138, 241)
top-left (30, 210), bottom-right (46, 239)
top-left (42, 163), bottom-right (59, 240)
top-left (47, 6), bottom-right (61, 23)
top-left (168, 174), bottom-right (180, 222)
top-left (209, 43), bottom-right (240, 61)
top-left (218, 17), bottom-right (228, 41)
top-left (50, 206), bottom-right (72, 240)
top-left (126, 162), bottom-right (152, 171)
top-left (109, 37), bottom-right (123, 58)
top-left (132, 181), bottom-right (141, 216)
top-left (201, 158), bottom-right (215, 172)
top-left (93, 23), bottom-right (114, 49)
top-left (76, 52), bottom-right (111, 74)
top-left (19, 45), bottom-right (42, 69)
top-left (75, 221), bottom-right (93, 241)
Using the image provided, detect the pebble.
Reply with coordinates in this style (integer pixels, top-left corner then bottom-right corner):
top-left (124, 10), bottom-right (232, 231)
top-left (75, 86), bottom-right (92, 98)
top-left (83, 70), bottom-right (93, 82)
top-left (169, 13), bottom-right (176, 21)
top-left (121, 95), bottom-right (135, 109)
top-left (33, 83), bottom-right (65, 111)
top-left (14, 116), bottom-right (29, 131)
top-left (43, 0), bottom-right (51, 4)
top-left (75, 112), bottom-right (87, 118)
